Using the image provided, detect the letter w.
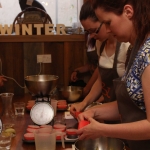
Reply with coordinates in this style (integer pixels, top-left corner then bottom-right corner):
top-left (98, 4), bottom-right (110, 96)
top-left (0, 24), bottom-right (13, 35)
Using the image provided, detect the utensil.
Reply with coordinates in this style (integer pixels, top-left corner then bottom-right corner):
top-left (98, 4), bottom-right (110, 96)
top-left (72, 144), bottom-right (75, 150)
top-left (58, 86), bottom-right (83, 103)
top-left (74, 137), bottom-right (126, 150)
top-left (51, 99), bottom-right (58, 116)
top-left (24, 75), bottom-right (59, 96)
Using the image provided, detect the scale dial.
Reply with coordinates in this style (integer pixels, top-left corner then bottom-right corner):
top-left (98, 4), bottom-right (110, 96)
top-left (30, 102), bottom-right (54, 125)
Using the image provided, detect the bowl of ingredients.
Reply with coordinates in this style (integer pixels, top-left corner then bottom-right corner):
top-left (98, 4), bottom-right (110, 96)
top-left (58, 86), bottom-right (83, 103)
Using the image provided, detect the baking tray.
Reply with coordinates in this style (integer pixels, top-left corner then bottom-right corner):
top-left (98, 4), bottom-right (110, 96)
top-left (22, 135), bottom-right (78, 143)
top-left (57, 107), bottom-right (68, 111)
top-left (26, 104), bottom-right (69, 112)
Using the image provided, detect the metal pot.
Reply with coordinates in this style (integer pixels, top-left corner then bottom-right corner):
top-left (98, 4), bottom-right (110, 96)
top-left (74, 137), bottom-right (126, 150)
top-left (58, 86), bottom-right (83, 103)
top-left (24, 75), bottom-right (59, 96)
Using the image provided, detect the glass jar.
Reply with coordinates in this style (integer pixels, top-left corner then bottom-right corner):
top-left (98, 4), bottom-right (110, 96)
top-left (0, 93), bottom-right (15, 130)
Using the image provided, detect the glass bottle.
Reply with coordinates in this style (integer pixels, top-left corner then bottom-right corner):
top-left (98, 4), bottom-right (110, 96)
top-left (0, 93), bottom-right (15, 130)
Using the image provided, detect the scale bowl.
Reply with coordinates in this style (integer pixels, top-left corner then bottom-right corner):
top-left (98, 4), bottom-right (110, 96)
top-left (24, 75), bottom-right (59, 96)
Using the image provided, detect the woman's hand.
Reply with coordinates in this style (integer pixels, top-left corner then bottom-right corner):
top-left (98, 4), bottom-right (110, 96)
top-left (70, 71), bottom-right (78, 82)
top-left (77, 108), bottom-right (95, 121)
top-left (70, 102), bottom-right (87, 117)
top-left (0, 76), bottom-right (7, 86)
top-left (77, 118), bottom-right (103, 140)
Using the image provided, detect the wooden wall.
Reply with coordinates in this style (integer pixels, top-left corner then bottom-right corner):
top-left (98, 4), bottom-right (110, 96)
top-left (0, 35), bottom-right (86, 95)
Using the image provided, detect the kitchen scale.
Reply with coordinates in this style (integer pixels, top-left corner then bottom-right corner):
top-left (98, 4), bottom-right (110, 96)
top-left (24, 75), bottom-right (59, 126)
top-left (30, 96), bottom-right (54, 125)
top-left (0, 59), bottom-right (58, 126)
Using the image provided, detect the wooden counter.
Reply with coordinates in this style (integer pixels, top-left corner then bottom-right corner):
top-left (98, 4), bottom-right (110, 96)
top-left (0, 35), bottom-right (87, 95)
top-left (0, 94), bottom-right (78, 150)
top-left (0, 94), bottom-right (130, 150)
top-left (0, 35), bottom-right (85, 42)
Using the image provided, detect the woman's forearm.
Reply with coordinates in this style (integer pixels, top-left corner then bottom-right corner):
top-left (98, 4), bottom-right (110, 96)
top-left (93, 101), bottom-right (120, 121)
top-left (83, 67), bottom-right (98, 96)
top-left (74, 64), bottom-right (89, 73)
top-left (99, 119), bottom-right (150, 140)
top-left (83, 74), bottom-right (102, 106)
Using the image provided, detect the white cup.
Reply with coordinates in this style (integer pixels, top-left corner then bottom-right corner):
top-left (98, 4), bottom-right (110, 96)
top-left (51, 100), bottom-right (58, 116)
top-left (34, 129), bottom-right (65, 150)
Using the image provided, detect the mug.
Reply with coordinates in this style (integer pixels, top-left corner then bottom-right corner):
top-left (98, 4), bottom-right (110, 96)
top-left (34, 129), bottom-right (65, 150)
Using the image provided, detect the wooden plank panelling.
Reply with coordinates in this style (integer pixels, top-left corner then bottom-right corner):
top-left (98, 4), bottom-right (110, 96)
top-left (0, 43), bottom-right (24, 95)
top-left (0, 35), bottom-right (86, 95)
top-left (44, 42), bottom-right (64, 87)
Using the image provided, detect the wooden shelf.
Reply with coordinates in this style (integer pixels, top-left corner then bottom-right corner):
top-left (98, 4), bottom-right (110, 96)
top-left (0, 35), bottom-right (85, 42)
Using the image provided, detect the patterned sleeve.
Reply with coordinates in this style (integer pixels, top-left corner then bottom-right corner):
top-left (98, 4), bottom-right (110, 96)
top-left (138, 39), bottom-right (150, 78)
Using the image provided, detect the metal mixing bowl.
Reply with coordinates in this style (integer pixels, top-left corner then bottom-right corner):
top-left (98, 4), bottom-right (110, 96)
top-left (58, 86), bottom-right (83, 103)
top-left (24, 75), bottom-right (59, 96)
top-left (84, 102), bottom-right (102, 111)
top-left (75, 137), bottom-right (125, 150)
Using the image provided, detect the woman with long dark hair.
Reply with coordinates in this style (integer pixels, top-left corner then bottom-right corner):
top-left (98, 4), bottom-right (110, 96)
top-left (76, 0), bottom-right (150, 149)
top-left (70, 1), bottom-right (129, 116)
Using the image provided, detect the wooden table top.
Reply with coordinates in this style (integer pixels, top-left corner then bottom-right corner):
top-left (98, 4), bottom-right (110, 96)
top-left (0, 94), bottom-right (130, 150)
top-left (0, 94), bottom-right (77, 150)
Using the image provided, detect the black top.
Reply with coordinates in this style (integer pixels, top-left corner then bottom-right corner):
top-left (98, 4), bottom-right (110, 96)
top-left (19, 0), bottom-right (46, 12)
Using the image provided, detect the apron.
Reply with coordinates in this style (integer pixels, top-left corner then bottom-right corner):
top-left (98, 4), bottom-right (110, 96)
top-left (114, 40), bottom-right (150, 150)
top-left (86, 49), bottom-right (98, 74)
top-left (99, 41), bottom-right (121, 103)
top-left (69, 46), bottom-right (98, 87)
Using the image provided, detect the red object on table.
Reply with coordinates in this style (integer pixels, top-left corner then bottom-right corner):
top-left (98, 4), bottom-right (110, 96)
top-left (27, 128), bottom-right (38, 133)
top-left (75, 112), bottom-right (82, 118)
top-left (28, 125), bottom-right (40, 129)
top-left (66, 128), bottom-right (78, 135)
top-left (53, 124), bottom-right (66, 131)
top-left (24, 133), bottom-right (35, 141)
top-left (78, 120), bottom-right (90, 129)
